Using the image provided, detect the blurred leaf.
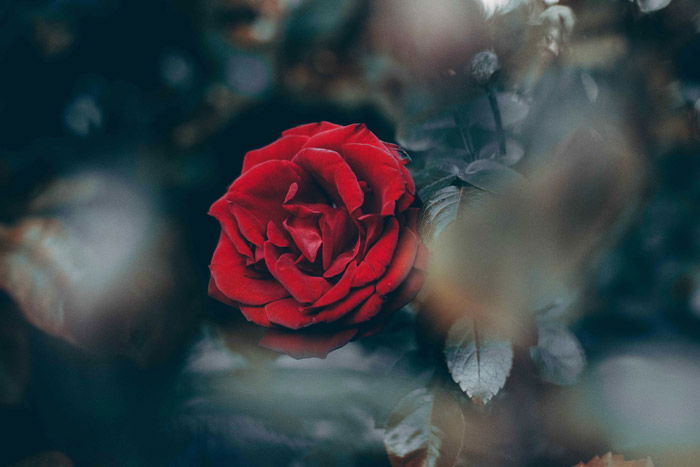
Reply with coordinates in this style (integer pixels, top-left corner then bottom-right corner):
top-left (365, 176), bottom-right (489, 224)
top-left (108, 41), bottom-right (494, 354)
top-left (397, 114), bottom-right (457, 152)
top-left (0, 174), bottom-right (197, 365)
top-left (0, 218), bottom-right (79, 343)
top-left (413, 168), bottom-right (458, 203)
top-left (384, 387), bottom-right (465, 467)
top-left (423, 126), bottom-right (643, 347)
top-left (535, 6), bottom-right (575, 56)
top-left (458, 160), bottom-right (525, 194)
top-left (444, 317), bottom-right (513, 405)
top-left (573, 452), bottom-right (654, 467)
top-left (171, 322), bottom-right (426, 465)
top-left (461, 93), bottom-right (529, 131)
top-left (636, 0), bottom-right (672, 13)
top-left (421, 186), bottom-right (484, 243)
top-left (375, 351), bottom-right (436, 429)
top-left (530, 321), bottom-right (585, 385)
top-left (477, 139), bottom-right (525, 166)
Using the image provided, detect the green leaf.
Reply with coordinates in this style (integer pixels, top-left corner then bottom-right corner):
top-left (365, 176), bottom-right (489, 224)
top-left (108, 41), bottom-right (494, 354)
top-left (384, 388), bottom-right (465, 467)
top-left (444, 318), bottom-right (513, 405)
top-left (413, 167), bottom-right (458, 202)
top-left (421, 186), bottom-right (484, 242)
top-left (530, 322), bottom-right (586, 385)
top-left (477, 139), bottom-right (525, 166)
top-left (458, 160), bottom-right (525, 194)
top-left (396, 114), bottom-right (457, 152)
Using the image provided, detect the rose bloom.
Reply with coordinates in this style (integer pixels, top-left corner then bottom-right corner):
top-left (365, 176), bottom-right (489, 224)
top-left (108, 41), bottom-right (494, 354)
top-left (208, 122), bottom-right (426, 335)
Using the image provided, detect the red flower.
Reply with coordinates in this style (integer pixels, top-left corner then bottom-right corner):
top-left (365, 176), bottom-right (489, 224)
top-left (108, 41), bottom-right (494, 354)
top-left (208, 122), bottom-right (427, 332)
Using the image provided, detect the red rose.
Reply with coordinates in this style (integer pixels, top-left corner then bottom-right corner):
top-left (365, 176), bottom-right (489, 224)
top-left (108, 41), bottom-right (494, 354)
top-left (208, 122), bottom-right (427, 332)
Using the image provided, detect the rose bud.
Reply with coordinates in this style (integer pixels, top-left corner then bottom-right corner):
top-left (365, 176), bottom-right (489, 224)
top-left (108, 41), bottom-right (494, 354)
top-left (208, 122), bottom-right (427, 341)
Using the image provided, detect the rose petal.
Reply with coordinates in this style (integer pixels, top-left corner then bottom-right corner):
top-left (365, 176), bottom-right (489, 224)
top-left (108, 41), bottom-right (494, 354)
top-left (292, 148), bottom-right (364, 214)
top-left (267, 221), bottom-right (291, 248)
top-left (241, 135), bottom-right (309, 173)
top-left (208, 197), bottom-right (253, 258)
top-left (397, 163), bottom-right (416, 212)
top-left (259, 327), bottom-right (358, 359)
top-left (323, 239), bottom-right (360, 278)
top-left (245, 246), bottom-right (266, 267)
top-left (282, 121), bottom-right (343, 137)
top-left (238, 304), bottom-right (272, 327)
top-left (283, 216), bottom-right (322, 263)
top-left (319, 207), bottom-right (358, 272)
top-left (283, 201), bottom-right (328, 218)
top-left (264, 298), bottom-right (312, 329)
top-left (404, 207), bottom-right (419, 231)
top-left (312, 262), bottom-right (358, 308)
top-left (264, 243), bottom-right (331, 304)
top-left (228, 160), bottom-right (314, 246)
top-left (344, 293), bottom-right (385, 325)
top-left (353, 217), bottom-right (399, 287)
top-left (311, 285), bottom-right (375, 323)
top-left (341, 143), bottom-right (409, 215)
top-left (383, 268), bottom-right (425, 312)
top-left (301, 123), bottom-right (387, 153)
top-left (376, 228), bottom-right (419, 296)
top-left (208, 276), bottom-right (237, 306)
top-left (358, 214), bottom-right (385, 253)
top-left (414, 241), bottom-right (429, 271)
top-left (209, 233), bottom-right (289, 305)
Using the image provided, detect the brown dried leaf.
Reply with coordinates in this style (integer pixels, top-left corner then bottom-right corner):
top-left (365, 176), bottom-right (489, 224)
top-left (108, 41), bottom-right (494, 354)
top-left (0, 174), bottom-right (197, 365)
top-left (0, 218), bottom-right (79, 343)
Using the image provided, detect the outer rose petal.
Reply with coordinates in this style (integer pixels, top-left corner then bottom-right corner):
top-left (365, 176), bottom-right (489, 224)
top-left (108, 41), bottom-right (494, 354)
top-left (301, 123), bottom-right (388, 153)
top-left (376, 228), bottom-right (419, 296)
top-left (343, 293), bottom-right (385, 325)
top-left (241, 135), bottom-right (308, 173)
top-left (264, 298), bottom-right (313, 329)
top-left (292, 148), bottom-right (364, 214)
top-left (209, 233), bottom-right (289, 305)
top-left (208, 197), bottom-right (253, 258)
top-left (396, 170), bottom-right (416, 212)
top-left (383, 268), bottom-right (425, 312)
top-left (341, 143), bottom-right (409, 215)
top-left (208, 277), bottom-right (237, 306)
top-left (414, 242), bottom-right (429, 271)
top-left (238, 304), bottom-right (272, 327)
top-left (259, 327), bottom-right (358, 359)
top-left (311, 286), bottom-right (375, 323)
top-left (282, 121), bottom-right (343, 137)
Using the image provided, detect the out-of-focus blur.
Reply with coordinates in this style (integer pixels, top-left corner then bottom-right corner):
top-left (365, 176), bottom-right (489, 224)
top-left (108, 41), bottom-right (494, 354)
top-left (2, 0), bottom-right (700, 465)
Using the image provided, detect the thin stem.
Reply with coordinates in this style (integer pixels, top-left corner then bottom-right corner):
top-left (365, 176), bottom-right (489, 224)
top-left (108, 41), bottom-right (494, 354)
top-left (485, 85), bottom-right (506, 156)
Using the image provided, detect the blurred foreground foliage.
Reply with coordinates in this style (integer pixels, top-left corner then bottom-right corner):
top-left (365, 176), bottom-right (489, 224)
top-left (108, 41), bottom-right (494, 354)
top-left (2, 0), bottom-right (700, 465)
